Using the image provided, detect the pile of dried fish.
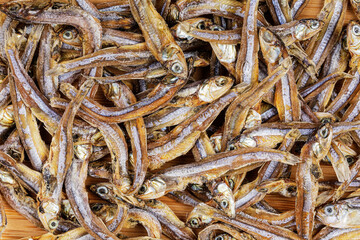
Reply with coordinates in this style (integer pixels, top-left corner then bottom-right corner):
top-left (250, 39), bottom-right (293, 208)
top-left (1, 0), bottom-right (360, 239)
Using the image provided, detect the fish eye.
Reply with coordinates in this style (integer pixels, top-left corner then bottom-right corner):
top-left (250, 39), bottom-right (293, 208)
top-left (215, 236), bottom-right (224, 240)
top-left (346, 155), bottom-right (355, 165)
top-left (310, 20), bottom-right (320, 29)
top-left (215, 77), bottom-right (227, 87)
top-left (8, 3), bottom-right (21, 13)
top-left (220, 199), bottom-right (229, 208)
top-left (48, 219), bottom-right (59, 229)
top-left (171, 62), bottom-right (183, 74)
top-left (211, 25), bottom-right (222, 31)
top-left (324, 205), bottom-right (335, 216)
top-left (138, 185), bottom-right (148, 194)
top-left (319, 126), bottom-right (329, 138)
top-left (197, 22), bottom-right (206, 30)
top-left (62, 30), bottom-right (74, 40)
top-left (96, 186), bottom-right (109, 195)
top-left (189, 217), bottom-right (200, 227)
top-left (228, 144), bottom-right (236, 151)
top-left (353, 25), bottom-right (360, 36)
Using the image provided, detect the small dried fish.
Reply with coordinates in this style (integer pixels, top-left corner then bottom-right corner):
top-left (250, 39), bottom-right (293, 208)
top-left (0, 0), bottom-right (359, 239)
top-left (317, 197), bottom-right (360, 228)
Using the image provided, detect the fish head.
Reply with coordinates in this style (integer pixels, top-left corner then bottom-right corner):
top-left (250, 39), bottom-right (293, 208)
top-left (244, 109), bottom-right (262, 129)
top-left (136, 177), bottom-right (167, 199)
top-left (74, 143), bottom-right (92, 161)
top-left (210, 42), bottom-right (237, 64)
top-left (88, 161), bottom-right (112, 179)
top-left (90, 203), bottom-right (117, 222)
top-left (279, 183), bottom-right (297, 197)
top-left (172, 18), bottom-right (213, 41)
top-left (90, 183), bottom-right (115, 201)
top-left (212, 182), bottom-right (235, 217)
top-left (312, 123), bottom-right (333, 160)
top-left (198, 76), bottom-right (234, 102)
top-left (209, 133), bottom-right (223, 153)
top-left (347, 21), bottom-right (360, 58)
top-left (350, 0), bottom-right (360, 14)
top-left (58, 27), bottom-right (82, 48)
top-left (317, 203), bottom-right (345, 227)
top-left (168, 4), bottom-right (180, 23)
top-left (186, 203), bottom-right (216, 228)
top-left (162, 44), bottom-right (188, 78)
top-left (0, 105), bottom-right (14, 127)
top-left (231, 135), bottom-right (257, 149)
top-left (161, 74), bottom-right (187, 86)
top-left (296, 19), bottom-right (324, 41)
top-left (0, 0), bottom-right (51, 20)
top-left (259, 27), bottom-right (282, 64)
top-left (38, 200), bottom-right (61, 232)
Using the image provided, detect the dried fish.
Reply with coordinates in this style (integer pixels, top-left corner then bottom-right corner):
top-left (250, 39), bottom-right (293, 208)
top-left (0, 0), bottom-right (359, 239)
top-left (318, 197), bottom-right (360, 228)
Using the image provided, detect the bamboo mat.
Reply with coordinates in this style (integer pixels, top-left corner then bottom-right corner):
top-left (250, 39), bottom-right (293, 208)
top-left (0, 0), bottom-right (358, 239)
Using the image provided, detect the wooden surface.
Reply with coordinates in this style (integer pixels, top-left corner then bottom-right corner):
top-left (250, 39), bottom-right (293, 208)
top-left (0, 0), bottom-right (359, 239)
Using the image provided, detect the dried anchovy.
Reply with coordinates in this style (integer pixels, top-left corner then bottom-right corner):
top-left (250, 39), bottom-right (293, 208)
top-left (0, 0), bottom-right (360, 239)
